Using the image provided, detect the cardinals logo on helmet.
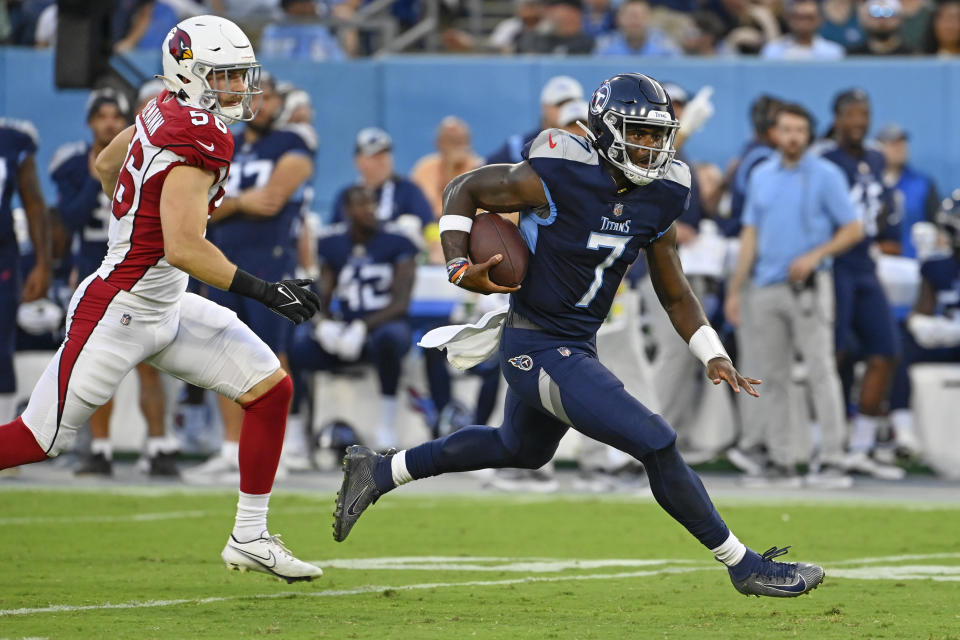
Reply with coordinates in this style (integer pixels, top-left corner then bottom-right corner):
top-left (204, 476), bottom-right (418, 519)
top-left (169, 27), bottom-right (193, 62)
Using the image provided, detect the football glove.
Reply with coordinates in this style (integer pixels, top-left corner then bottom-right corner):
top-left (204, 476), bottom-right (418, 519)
top-left (229, 270), bottom-right (321, 325)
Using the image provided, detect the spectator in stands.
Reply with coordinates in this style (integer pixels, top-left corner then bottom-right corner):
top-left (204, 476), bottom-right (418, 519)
top-left (290, 186), bottom-right (417, 450)
top-left (819, 88), bottom-right (906, 480)
top-left (726, 103), bottom-right (862, 487)
top-left (594, 0), bottom-right (681, 56)
top-left (330, 128), bottom-right (434, 234)
top-left (678, 11), bottom-right (728, 55)
top-left (516, 0), bottom-right (595, 54)
top-left (411, 117), bottom-right (482, 219)
top-left (877, 123), bottom-right (939, 258)
top-left (900, 0), bottom-right (935, 50)
top-left (706, 0), bottom-right (780, 54)
top-left (187, 75), bottom-right (317, 481)
top-left (583, 0), bottom-right (617, 37)
top-left (208, 0), bottom-right (281, 21)
top-left (444, 0), bottom-right (546, 53)
top-left (890, 199), bottom-right (960, 458)
top-left (0, 118), bottom-right (49, 428)
top-left (260, 0), bottom-right (346, 61)
top-left (761, 0), bottom-right (846, 59)
top-left (922, 0), bottom-right (960, 54)
top-left (486, 75), bottom-right (583, 165)
top-left (849, 0), bottom-right (916, 54)
top-left (819, 0), bottom-right (865, 49)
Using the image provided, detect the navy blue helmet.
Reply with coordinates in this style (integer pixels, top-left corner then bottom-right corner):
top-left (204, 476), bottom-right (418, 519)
top-left (585, 73), bottom-right (680, 185)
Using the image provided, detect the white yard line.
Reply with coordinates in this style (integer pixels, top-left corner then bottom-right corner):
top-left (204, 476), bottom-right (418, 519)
top-left (0, 506), bottom-right (327, 526)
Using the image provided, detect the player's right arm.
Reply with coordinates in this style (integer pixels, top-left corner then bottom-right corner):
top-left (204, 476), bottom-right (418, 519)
top-left (160, 165), bottom-right (321, 324)
top-left (439, 162), bottom-right (546, 294)
top-left (94, 125), bottom-right (135, 197)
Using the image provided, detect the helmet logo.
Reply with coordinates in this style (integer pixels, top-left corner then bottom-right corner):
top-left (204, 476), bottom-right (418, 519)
top-left (169, 27), bottom-right (193, 62)
top-left (591, 82), bottom-right (611, 115)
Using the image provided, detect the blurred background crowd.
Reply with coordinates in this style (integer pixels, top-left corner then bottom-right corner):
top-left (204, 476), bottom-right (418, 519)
top-left (0, 0), bottom-right (957, 493)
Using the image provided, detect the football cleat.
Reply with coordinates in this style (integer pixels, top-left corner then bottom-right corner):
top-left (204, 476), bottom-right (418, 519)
top-left (332, 445), bottom-right (383, 542)
top-left (74, 452), bottom-right (112, 477)
top-left (729, 546), bottom-right (824, 598)
top-left (221, 533), bottom-right (322, 583)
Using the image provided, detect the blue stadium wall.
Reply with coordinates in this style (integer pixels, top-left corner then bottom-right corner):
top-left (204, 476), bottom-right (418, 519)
top-left (2, 48), bottom-right (957, 218)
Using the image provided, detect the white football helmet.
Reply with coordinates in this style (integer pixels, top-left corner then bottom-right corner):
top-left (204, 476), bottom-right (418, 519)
top-left (159, 15), bottom-right (261, 123)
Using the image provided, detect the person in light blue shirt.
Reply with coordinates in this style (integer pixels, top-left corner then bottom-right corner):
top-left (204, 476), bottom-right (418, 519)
top-left (760, 0), bottom-right (846, 60)
top-left (725, 103), bottom-right (863, 486)
top-left (260, 0), bottom-right (346, 61)
top-left (594, 0), bottom-right (681, 56)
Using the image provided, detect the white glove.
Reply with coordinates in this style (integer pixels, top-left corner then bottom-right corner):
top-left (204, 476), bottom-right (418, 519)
top-left (907, 313), bottom-right (960, 349)
top-left (337, 319), bottom-right (367, 362)
top-left (679, 86), bottom-right (715, 136)
top-left (315, 319), bottom-right (346, 354)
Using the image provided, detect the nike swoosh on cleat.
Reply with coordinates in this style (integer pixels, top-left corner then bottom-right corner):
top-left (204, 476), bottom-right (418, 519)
top-left (231, 546), bottom-right (277, 569)
top-left (761, 575), bottom-right (807, 594)
top-left (346, 486), bottom-right (368, 517)
top-left (196, 139), bottom-right (215, 152)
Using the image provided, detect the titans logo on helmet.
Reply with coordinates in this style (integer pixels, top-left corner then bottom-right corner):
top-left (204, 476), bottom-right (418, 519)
top-left (169, 27), bottom-right (193, 62)
top-left (590, 82), bottom-right (611, 115)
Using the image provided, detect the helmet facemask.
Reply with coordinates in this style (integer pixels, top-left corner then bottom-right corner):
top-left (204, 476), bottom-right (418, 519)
top-left (599, 111), bottom-right (679, 186)
top-left (192, 62), bottom-right (263, 123)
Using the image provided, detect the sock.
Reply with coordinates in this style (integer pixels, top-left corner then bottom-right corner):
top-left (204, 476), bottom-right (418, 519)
top-left (849, 414), bottom-right (879, 453)
top-left (373, 450), bottom-right (414, 494)
top-left (889, 409), bottom-right (915, 439)
top-left (221, 439), bottom-right (240, 462)
top-left (0, 393), bottom-right (16, 422)
top-left (639, 441), bottom-right (730, 550)
top-left (91, 438), bottom-right (113, 460)
top-left (284, 413), bottom-right (307, 455)
top-left (232, 491), bottom-right (270, 542)
top-left (146, 436), bottom-right (176, 458)
top-left (0, 417), bottom-right (48, 469)
top-left (238, 375), bottom-right (292, 494)
top-left (711, 531), bottom-right (747, 567)
top-left (728, 548), bottom-right (762, 582)
top-left (376, 396), bottom-right (398, 448)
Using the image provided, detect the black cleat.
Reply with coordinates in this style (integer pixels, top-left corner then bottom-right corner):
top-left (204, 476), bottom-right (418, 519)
top-left (332, 445), bottom-right (383, 542)
top-left (729, 546), bottom-right (825, 597)
top-left (149, 451), bottom-right (181, 478)
top-left (74, 452), bottom-right (112, 477)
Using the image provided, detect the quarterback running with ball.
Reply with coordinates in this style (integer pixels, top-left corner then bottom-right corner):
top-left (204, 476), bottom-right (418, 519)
top-left (0, 17), bottom-right (323, 583)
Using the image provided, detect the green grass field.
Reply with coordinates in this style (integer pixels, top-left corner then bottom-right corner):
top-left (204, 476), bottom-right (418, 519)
top-left (1, 487), bottom-right (959, 639)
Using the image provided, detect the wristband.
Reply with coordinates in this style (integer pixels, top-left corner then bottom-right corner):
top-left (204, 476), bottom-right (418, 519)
top-left (688, 325), bottom-right (730, 367)
top-left (438, 215), bottom-right (473, 234)
top-left (228, 267), bottom-right (269, 302)
top-left (446, 257), bottom-right (469, 286)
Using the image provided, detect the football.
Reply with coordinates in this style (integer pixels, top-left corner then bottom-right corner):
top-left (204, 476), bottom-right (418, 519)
top-left (468, 212), bottom-right (529, 287)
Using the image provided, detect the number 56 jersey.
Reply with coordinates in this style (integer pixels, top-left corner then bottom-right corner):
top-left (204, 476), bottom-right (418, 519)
top-left (514, 129), bottom-right (691, 339)
top-left (96, 89), bottom-right (234, 305)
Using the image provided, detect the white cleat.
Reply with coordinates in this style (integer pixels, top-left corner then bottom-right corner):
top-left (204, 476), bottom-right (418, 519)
top-left (221, 533), bottom-right (323, 583)
top-left (844, 450), bottom-right (906, 480)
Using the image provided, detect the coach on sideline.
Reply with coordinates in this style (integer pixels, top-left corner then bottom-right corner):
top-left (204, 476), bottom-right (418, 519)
top-left (725, 103), bottom-right (863, 487)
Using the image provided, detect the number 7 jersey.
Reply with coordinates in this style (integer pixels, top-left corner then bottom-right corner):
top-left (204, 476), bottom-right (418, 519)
top-left (514, 129), bottom-right (691, 339)
top-left (96, 89), bottom-right (234, 305)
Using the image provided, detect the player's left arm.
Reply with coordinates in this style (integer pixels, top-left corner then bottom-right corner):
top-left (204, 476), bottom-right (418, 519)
top-left (94, 125), bottom-right (135, 197)
top-left (359, 257), bottom-right (415, 331)
top-left (17, 154), bottom-right (51, 301)
top-left (646, 223), bottom-right (760, 396)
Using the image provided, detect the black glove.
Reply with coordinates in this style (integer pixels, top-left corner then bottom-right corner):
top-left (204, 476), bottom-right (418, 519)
top-left (229, 269), bottom-right (321, 324)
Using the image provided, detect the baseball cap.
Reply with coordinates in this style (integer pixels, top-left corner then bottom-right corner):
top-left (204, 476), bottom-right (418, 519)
top-left (355, 127), bottom-right (392, 155)
top-left (540, 75), bottom-right (584, 106)
top-left (661, 82), bottom-right (689, 105)
top-left (558, 99), bottom-right (588, 127)
top-left (86, 87), bottom-right (131, 121)
top-left (137, 79), bottom-right (165, 105)
top-left (876, 123), bottom-right (909, 143)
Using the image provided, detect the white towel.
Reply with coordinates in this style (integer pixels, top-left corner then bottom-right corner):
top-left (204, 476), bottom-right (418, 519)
top-left (417, 305), bottom-right (510, 370)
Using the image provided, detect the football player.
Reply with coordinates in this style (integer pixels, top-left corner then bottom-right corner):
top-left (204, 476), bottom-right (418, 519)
top-left (0, 16), bottom-right (322, 583)
top-left (0, 117), bottom-right (50, 425)
top-left (817, 89), bottom-right (905, 480)
top-left (185, 72), bottom-right (317, 481)
top-left (51, 88), bottom-right (179, 478)
top-left (334, 74), bottom-right (825, 598)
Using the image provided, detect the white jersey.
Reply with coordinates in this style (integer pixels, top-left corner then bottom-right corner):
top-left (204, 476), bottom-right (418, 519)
top-left (96, 90), bottom-right (233, 305)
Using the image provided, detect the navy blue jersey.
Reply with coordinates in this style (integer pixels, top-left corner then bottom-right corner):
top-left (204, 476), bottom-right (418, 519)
top-left (485, 127), bottom-right (540, 165)
top-left (330, 176), bottom-right (433, 228)
top-left (49, 141), bottom-right (111, 280)
top-left (921, 255), bottom-right (960, 319)
top-left (726, 139), bottom-right (774, 237)
top-left (214, 123), bottom-right (317, 260)
top-left (317, 223), bottom-right (418, 322)
top-left (0, 118), bottom-right (39, 263)
top-left (515, 129), bottom-right (691, 339)
top-left (817, 141), bottom-right (900, 273)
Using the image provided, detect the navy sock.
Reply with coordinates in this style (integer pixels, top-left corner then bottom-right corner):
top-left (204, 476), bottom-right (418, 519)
top-left (640, 442), bottom-right (730, 550)
top-left (373, 455), bottom-right (395, 494)
top-left (729, 548), bottom-right (762, 581)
